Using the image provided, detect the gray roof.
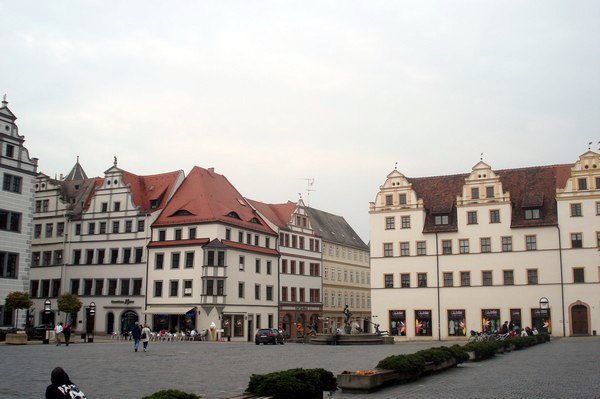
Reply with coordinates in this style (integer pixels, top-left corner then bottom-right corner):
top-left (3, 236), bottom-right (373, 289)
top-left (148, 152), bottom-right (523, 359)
top-left (304, 206), bottom-right (368, 250)
top-left (64, 158), bottom-right (88, 181)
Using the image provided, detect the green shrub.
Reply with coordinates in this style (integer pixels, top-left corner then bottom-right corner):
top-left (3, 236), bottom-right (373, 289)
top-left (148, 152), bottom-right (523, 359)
top-left (376, 353), bottom-right (425, 374)
top-left (414, 347), bottom-right (455, 365)
top-left (247, 368), bottom-right (336, 399)
top-left (462, 342), bottom-right (497, 360)
top-left (541, 333), bottom-right (551, 342)
top-left (446, 345), bottom-right (470, 364)
top-left (141, 390), bottom-right (201, 399)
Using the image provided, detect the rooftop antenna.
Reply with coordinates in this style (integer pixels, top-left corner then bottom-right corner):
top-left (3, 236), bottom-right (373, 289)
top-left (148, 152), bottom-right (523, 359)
top-left (297, 178), bottom-right (315, 207)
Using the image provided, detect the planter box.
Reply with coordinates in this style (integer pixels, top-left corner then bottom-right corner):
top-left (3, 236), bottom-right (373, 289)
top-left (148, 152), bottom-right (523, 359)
top-left (337, 368), bottom-right (421, 393)
top-left (423, 359), bottom-right (457, 374)
top-left (5, 332), bottom-right (27, 345)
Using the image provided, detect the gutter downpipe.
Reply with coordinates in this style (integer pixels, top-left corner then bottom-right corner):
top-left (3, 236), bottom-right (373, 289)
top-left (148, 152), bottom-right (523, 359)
top-left (435, 232), bottom-right (441, 341)
top-left (556, 225), bottom-right (566, 337)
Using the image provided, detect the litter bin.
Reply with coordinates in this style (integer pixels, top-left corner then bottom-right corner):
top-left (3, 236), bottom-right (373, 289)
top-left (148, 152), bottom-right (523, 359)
top-left (81, 333), bottom-right (87, 342)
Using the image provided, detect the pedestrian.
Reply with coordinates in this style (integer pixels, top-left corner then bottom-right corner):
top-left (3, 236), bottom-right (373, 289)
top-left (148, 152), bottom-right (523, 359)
top-left (131, 321), bottom-right (142, 352)
top-left (141, 324), bottom-right (151, 352)
top-left (63, 322), bottom-right (72, 346)
top-left (501, 321), bottom-right (509, 334)
top-left (54, 322), bottom-right (63, 346)
top-left (45, 367), bottom-right (87, 399)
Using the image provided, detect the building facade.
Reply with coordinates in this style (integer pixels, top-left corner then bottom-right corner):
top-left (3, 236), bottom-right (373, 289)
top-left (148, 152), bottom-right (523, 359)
top-left (306, 207), bottom-right (371, 333)
top-left (0, 97), bottom-right (38, 328)
top-left (369, 151), bottom-right (600, 340)
top-left (248, 199), bottom-right (323, 340)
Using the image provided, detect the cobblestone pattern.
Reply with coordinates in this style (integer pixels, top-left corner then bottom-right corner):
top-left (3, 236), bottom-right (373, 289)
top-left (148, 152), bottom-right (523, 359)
top-left (0, 337), bottom-right (598, 399)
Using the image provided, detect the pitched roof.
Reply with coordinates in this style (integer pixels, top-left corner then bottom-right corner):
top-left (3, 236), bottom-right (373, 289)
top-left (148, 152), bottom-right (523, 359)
top-left (64, 158), bottom-right (88, 181)
top-left (153, 166), bottom-right (276, 235)
top-left (304, 207), bottom-right (369, 250)
top-left (406, 164), bottom-right (572, 232)
top-left (121, 169), bottom-right (182, 213)
top-left (245, 199), bottom-right (296, 229)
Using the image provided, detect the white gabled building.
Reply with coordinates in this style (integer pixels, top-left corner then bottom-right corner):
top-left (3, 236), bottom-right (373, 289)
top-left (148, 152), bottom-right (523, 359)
top-left (0, 96), bottom-right (38, 328)
top-left (146, 166), bottom-right (280, 341)
top-left (369, 151), bottom-right (600, 340)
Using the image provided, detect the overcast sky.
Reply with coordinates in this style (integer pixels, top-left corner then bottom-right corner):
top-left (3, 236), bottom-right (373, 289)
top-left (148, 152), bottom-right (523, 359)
top-left (2, 1), bottom-right (599, 241)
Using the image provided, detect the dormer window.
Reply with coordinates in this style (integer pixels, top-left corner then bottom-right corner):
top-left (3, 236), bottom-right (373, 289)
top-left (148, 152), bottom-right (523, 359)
top-left (471, 187), bottom-right (479, 199)
top-left (227, 211), bottom-right (241, 220)
top-left (172, 209), bottom-right (192, 216)
top-left (524, 208), bottom-right (540, 220)
top-left (578, 178), bottom-right (588, 190)
top-left (399, 193), bottom-right (407, 205)
top-left (150, 199), bottom-right (159, 209)
top-left (249, 217), bottom-right (261, 225)
top-left (434, 214), bottom-right (449, 225)
top-left (385, 195), bottom-right (393, 206)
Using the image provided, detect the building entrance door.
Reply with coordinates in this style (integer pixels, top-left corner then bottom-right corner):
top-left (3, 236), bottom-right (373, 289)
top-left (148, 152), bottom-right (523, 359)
top-left (571, 305), bottom-right (589, 335)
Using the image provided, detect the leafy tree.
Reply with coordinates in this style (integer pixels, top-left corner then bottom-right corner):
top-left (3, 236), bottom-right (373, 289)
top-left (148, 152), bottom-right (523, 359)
top-left (4, 291), bottom-right (33, 328)
top-left (57, 293), bottom-right (82, 323)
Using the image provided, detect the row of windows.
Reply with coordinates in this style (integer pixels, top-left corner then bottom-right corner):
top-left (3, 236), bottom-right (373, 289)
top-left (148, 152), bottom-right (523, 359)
top-left (34, 222), bottom-right (65, 239)
top-left (279, 232), bottom-right (321, 252)
top-left (32, 278), bottom-right (144, 297)
top-left (383, 269), bottom-right (541, 288)
top-left (69, 248), bottom-right (144, 266)
top-left (280, 259), bottom-right (320, 276)
top-left (323, 267), bottom-right (370, 285)
top-left (237, 282), bottom-right (274, 301)
top-left (323, 290), bottom-right (371, 309)
top-left (280, 286), bottom-right (320, 303)
top-left (0, 252), bottom-right (18, 278)
top-left (73, 219), bottom-right (145, 236)
top-left (30, 279), bottom-right (61, 298)
top-left (3, 173), bottom-right (22, 193)
top-left (574, 176), bottom-right (600, 191)
top-left (569, 202), bottom-right (600, 216)
top-left (0, 209), bottom-right (21, 232)
top-left (385, 193), bottom-right (409, 206)
top-left (324, 243), bottom-right (368, 263)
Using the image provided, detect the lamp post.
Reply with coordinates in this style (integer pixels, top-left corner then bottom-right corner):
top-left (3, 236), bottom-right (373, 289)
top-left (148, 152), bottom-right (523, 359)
top-left (43, 299), bottom-right (51, 344)
top-left (88, 302), bottom-right (96, 343)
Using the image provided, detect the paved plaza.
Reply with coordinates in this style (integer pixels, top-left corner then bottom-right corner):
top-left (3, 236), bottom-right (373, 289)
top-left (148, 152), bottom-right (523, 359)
top-left (0, 337), bottom-right (599, 399)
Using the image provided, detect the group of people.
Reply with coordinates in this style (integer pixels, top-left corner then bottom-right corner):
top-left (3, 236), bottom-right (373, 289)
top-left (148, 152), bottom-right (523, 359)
top-left (53, 322), bottom-right (74, 346)
top-left (130, 321), bottom-right (151, 352)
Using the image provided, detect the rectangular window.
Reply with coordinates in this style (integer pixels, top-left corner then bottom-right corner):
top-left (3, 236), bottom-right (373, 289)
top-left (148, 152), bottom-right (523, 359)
top-left (137, 220), bottom-right (145, 232)
top-left (99, 222), bottom-right (106, 234)
top-left (443, 272), bottom-right (453, 287)
top-left (578, 178), bottom-right (587, 190)
top-left (3, 174), bottom-right (22, 193)
top-left (207, 251), bottom-right (215, 266)
top-left (571, 233), bottom-right (583, 248)
top-left (527, 269), bottom-right (538, 285)
top-left (399, 193), bottom-right (407, 205)
top-left (97, 249), bottom-right (105, 265)
top-left (281, 259), bottom-right (287, 274)
top-left (113, 201), bottom-right (121, 212)
top-left (0, 210), bottom-right (21, 232)
top-left (384, 274), bottom-right (394, 288)
top-left (101, 202), bottom-right (108, 212)
top-left (482, 271), bottom-right (493, 286)
top-left (75, 223), bottom-right (81, 235)
top-left (70, 279), bottom-right (80, 295)
top-left (570, 203), bottom-right (582, 217)
top-left (217, 251), bottom-right (225, 266)
top-left (51, 280), bottom-right (60, 297)
top-left (434, 214), bottom-right (449, 225)
top-left (239, 256), bottom-right (245, 270)
top-left (56, 222), bottom-right (64, 237)
top-left (42, 200), bottom-right (49, 212)
top-left (266, 286), bottom-right (273, 301)
top-left (459, 239), bottom-right (469, 254)
top-left (169, 280), bottom-right (178, 297)
top-left (490, 209), bottom-right (500, 223)
top-left (85, 249), bottom-right (94, 265)
top-left (53, 250), bottom-right (63, 265)
top-left (471, 187), bottom-right (479, 199)
top-left (45, 223), bottom-right (53, 237)
top-left (265, 237), bottom-right (271, 248)
top-left (216, 280), bottom-right (224, 295)
top-left (267, 261), bottom-right (272, 275)
top-left (401, 216), bottom-right (411, 229)
top-left (0, 252), bottom-right (18, 278)
top-left (206, 280), bottom-right (214, 295)
top-left (291, 287), bottom-right (297, 302)
top-left (34, 224), bottom-right (41, 238)
top-left (255, 284), bottom-right (261, 300)
top-left (158, 230), bottom-right (166, 241)
top-left (175, 229), bottom-right (182, 240)
top-left (112, 221), bottom-right (119, 233)
top-left (255, 259), bottom-right (261, 273)
top-left (385, 217), bottom-right (395, 230)
top-left (417, 273), bottom-right (427, 287)
top-left (442, 240), bottom-right (452, 255)
top-left (154, 281), bottom-right (163, 297)
top-left (573, 268), bottom-right (585, 283)
top-left (238, 231), bottom-right (244, 243)
top-left (524, 208), bottom-right (540, 220)
top-left (73, 250), bottom-right (81, 265)
top-left (502, 236), bottom-right (513, 252)
top-left (486, 186), bottom-right (494, 198)
top-left (225, 228), bottom-right (231, 240)
top-left (155, 253), bottom-right (164, 269)
top-left (247, 233), bottom-right (252, 245)
top-left (32, 252), bottom-right (40, 267)
top-left (417, 241), bottom-right (426, 256)
top-left (188, 227), bottom-right (196, 239)
top-left (35, 200), bottom-right (42, 213)
top-left (238, 282), bottom-right (245, 298)
top-left (171, 252), bottom-right (180, 269)
top-left (83, 279), bottom-right (93, 296)
top-left (134, 248), bottom-right (143, 263)
top-left (385, 194), bottom-right (393, 205)
top-left (108, 279), bottom-right (117, 296)
top-left (281, 286), bottom-right (288, 301)
top-left (122, 248), bottom-right (131, 264)
top-left (30, 280), bottom-right (39, 298)
top-left (401, 273), bottom-right (410, 288)
top-left (526, 235), bottom-right (537, 251)
top-left (503, 270), bottom-right (514, 285)
top-left (480, 237), bottom-right (491, 253)
top-left (460, 271), bottom-right (470, 287)
top-left (184, 252), bottom-right (194, 268)
top-left (41, 251), bottom-right (51, 266)
top-left (183, 280), bottom-right (192, 297)
top-left (299, 287), bottom-right (305, 302)
top-left (467, 211), bottom-right (478, 224)
top-left (125, 220), bottom-right (132, 233)
top-left (94, 279), bottom-right (104, 296)
top-left (383, 243), bottom-right (393, 257)
top-left (120, 279), bottom-right (130, 296)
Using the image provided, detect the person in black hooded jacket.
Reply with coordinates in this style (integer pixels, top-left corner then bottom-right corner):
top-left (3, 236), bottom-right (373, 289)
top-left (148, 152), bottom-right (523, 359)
top-left (45, 367), bottom-right (87, 399)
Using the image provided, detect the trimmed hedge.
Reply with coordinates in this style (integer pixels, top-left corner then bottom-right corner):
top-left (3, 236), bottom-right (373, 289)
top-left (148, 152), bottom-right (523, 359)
top-left (376, 354), bottom-right (426, 374)
top-left (141, 390), bottom-right (201, 399)
top-left (247, 368), bottom-right (336, 399)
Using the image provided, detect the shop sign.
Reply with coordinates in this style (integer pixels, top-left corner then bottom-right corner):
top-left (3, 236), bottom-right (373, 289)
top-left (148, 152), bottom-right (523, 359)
top-left (416, 310), bottom-right (431, 318)
top-left (482, 309), bottom-right (499, 318)
top-left (111, 299), bottom-right (134, 305)
top-left (390, 310), bottom-right (405, 318)
top-left (532, 309), bottom-right (550, 317)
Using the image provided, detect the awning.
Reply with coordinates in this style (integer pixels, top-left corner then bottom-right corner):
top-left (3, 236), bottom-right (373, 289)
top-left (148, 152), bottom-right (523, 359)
top-left (143, 307), bottom-right (198, 315)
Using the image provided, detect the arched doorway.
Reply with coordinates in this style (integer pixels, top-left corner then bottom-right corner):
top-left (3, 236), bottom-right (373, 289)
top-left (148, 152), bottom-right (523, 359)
top-left (121, 310), bottom-right (139, 334)
top-left (106, 312), bottom-right (115, 334)
top-left (570, 303), bottom-right (589, 336)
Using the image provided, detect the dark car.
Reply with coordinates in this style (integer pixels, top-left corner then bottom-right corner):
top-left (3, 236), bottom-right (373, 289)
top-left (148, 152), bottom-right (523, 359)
top-left (255, 328), bottom-right (284, 345)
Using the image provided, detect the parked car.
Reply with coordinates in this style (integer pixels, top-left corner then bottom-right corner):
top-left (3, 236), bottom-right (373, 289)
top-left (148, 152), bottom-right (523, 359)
top-left (255, 328), bottom-right (284, 345)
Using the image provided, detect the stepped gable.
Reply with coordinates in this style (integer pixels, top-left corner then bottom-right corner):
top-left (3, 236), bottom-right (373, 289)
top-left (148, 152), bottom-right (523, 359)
top-left (153, 166), bottom-right (276, 235)
top-left (406, 164), bottom-right (573, 232)
top-left (246, 199), bottom-right (296, 229)
top-left (121, 169), bottom-right (182, 212)
top-left (305, 207), bottom-right (368, 250)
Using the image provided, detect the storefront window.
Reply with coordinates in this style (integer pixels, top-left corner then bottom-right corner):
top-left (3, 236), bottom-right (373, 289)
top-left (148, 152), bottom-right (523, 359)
top-left (510, 309), bottom-right (521, 331)
top-left (153, 314), bottom-right (168, 332)
top-left (531, 308), bottom-right (551, 334)
top-left (222, 315), bottom-right (232, 337)
top-left (389, 310), bottom-right (406, 336)
top-left (447, 309), bottom-right (466, 336)
top-left (482, 309), bottom-right (500, 333)
top-left (234, 315), bottom-right (244, 337)
top-left (415, 310), bottom-right (432, 336)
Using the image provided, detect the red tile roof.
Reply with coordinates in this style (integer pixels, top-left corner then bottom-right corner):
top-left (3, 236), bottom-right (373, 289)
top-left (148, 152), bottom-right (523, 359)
top-left (148, 238), bottom-right (210, 248)
top-left (407, 164), bottom-right (572, 233)
top-left (246, 199), bottom-right (296, 229)
top-left (121, 170), bottom-right (182, 213)
top-left (222, 240), bottom-right (280, 256)
top-left (153, 166), bottom-right (276, 235)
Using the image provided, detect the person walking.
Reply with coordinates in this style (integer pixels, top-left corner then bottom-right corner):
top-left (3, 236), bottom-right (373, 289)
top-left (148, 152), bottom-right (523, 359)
top-left (63, 322), bottom-right (72, 346)
top-left (45, 367), bottom-right (87, 399)
top-left (54, 322), bottom-right (63, 346)
top-left (131, 321), bottom-right (142, 352)
top-left (141, 324), bottom-right (151, 352)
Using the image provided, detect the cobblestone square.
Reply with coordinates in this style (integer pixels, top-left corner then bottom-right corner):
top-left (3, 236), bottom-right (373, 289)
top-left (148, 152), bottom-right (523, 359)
top-left (0, 337), bottom-right (598, 399)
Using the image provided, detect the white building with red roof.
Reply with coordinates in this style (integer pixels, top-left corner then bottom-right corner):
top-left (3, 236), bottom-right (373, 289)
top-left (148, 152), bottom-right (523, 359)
top-left (146, 166), bottom-right (280, 341)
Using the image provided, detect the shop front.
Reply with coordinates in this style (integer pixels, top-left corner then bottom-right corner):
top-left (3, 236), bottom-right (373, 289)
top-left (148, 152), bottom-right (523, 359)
top-left (531, 308), bottom-right (551, 334)
top-left (510, 308), bottom-right (522, 330)
top-left (221, 314), bottom-right (245, 339)
top-left (415, 309), bottom-right (432, 337)
top-left (145, 306), bottom-right (197, 333)
top-left (482, 309), bottom-right (501, 333)
top-left (447, 309), bottom-right (466, 337)
top-left (279, 305), bottom-right (322, 340)
top-left (389, 310), bottom-right (406, 336)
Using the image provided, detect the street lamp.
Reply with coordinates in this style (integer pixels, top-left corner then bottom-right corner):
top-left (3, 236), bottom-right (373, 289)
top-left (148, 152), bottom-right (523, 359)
top-left (539, 297), bottom-right (549, 309)
top-left (43, 299), bottom-right (51, 344)
top-left (88, 302), bottom-right (96, 343)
